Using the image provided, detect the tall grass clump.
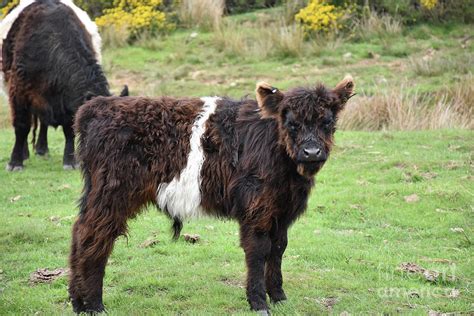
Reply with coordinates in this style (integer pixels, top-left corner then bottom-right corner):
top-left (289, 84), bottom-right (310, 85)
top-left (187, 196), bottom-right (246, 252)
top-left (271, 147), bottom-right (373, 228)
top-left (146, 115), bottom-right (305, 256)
top-left (213, 20), bottom-right (247, 57)
top-left (283, 0), bottom-right (308, 24)
top-left (409, 52), bottom-right (473, 77)
top-left (178, 0), bottom-right (224, 30)
top-left (353, 10), bottom-right (402, 41)
top-left (339, 79), bottom-right (474, 131)
top-left (214, 17), bottom-right (305, 59)
top-left (100, 25), bottom-right (130, 49)
top-left (256, 19), bottom-right (305, 58)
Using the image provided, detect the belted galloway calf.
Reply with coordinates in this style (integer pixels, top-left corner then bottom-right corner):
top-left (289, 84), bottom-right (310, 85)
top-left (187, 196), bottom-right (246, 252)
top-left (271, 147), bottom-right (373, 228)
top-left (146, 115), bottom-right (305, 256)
top-left (0, 0), bottom-right (124, 170)
top-left (69, 76), bottom-right (355, 314)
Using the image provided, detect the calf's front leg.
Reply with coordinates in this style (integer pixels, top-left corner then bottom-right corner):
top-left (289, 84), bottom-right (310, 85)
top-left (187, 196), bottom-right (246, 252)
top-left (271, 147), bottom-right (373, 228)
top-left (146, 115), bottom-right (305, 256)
top-left (265, 227), bottom-right (288, 303)
top-left (240, 224), bottom-right (272, 313)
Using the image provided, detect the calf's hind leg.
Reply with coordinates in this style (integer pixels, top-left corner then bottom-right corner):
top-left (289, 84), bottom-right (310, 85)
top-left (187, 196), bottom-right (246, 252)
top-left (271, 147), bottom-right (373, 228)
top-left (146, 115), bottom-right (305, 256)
top-left (69, 211), bottom-right (127, 313)
top-left (69, 172), bottom-right (153, 313)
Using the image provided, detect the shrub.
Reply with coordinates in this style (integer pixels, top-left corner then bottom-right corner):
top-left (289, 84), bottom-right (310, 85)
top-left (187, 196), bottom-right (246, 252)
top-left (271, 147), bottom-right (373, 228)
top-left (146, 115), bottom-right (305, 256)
top-left (95, 0), bottom-right (173, 40)
top-left (360, 0), bottom-right (473, 24)
top-left (1, 0), bottom-right (18, 17)
top-left (75, 0), bottom-right (114, 18)
top-left (420, 0), bottom-right (438, 10)
top-left (295, 0), bottom-right (346, 34)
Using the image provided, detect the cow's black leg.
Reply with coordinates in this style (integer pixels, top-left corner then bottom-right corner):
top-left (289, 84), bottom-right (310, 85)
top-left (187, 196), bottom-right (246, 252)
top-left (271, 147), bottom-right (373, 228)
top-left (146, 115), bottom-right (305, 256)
top-left (35, 121), bottom-right (49, 156)
top-left (265, 226), bottom-right (288, 304)
top-left (240, 224), bottom-right (272, 313)
top-left (62, 123), bottom-right (76, 170)
top-left (22, 138), bottom-right (29, 160)
top-left (7, 102), bottom-right (31, 171)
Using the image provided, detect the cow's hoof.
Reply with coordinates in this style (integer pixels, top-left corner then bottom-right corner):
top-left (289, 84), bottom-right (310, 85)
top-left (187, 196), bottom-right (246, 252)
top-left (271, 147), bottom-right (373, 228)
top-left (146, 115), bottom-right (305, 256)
top-left (256, 310), bottom-right (271, 316)
top-left (63, 163), bottom-right (79, 170)
top-left (35, 149), bottom-right (49, 157)
top-left (6, 163), bottom-right (24, 172)
top-left (269, 291), bottom-right (287, 304)
top-left (84, 303), bottom-right (106, 314)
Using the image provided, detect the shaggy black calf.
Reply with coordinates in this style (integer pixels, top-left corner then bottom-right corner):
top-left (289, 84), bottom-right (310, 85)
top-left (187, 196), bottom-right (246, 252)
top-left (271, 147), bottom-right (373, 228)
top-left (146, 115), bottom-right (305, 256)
top-left (70, 77), bottom-right (355, 314)
top-left (1, 0), bottom-right (111, 170)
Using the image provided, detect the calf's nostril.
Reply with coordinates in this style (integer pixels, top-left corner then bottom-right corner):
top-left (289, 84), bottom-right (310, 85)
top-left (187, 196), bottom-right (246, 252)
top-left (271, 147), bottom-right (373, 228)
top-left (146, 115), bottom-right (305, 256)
top-left (315, 148), bottom-right (321, 157)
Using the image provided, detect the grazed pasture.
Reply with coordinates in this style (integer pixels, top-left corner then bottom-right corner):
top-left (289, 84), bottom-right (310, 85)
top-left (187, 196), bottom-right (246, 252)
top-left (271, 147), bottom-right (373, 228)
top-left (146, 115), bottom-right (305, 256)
top-left (0, 129), bottom-right (472, 314)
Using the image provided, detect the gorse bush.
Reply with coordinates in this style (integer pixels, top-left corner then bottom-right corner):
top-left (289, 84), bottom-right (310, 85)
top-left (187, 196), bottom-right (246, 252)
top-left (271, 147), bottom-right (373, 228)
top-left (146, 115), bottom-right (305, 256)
top-left (295, 0), bottom-right (347, 34)
top-left (74, 0), bottom-right (114, 17)
top-left (95, 0), bottom-right (172, 40)
top-left (1, 0), bottom-right (18, 17)
top-left (420, 0), bottom-right (438, 10)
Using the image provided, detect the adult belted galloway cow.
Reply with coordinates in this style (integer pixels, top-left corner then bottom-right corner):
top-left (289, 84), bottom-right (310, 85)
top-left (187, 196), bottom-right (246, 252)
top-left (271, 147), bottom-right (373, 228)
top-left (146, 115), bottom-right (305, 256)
top-left (0, 0), bottom-right (122, 171)
top-left (69, 76), bottom-right (355, 314)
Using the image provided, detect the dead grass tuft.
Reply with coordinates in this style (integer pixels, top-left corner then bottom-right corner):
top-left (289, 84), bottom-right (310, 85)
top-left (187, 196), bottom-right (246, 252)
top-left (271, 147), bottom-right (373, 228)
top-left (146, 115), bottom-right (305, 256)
top-left (354, 11), bottom-right (402, 40)
top-left (214, 19), bottom-right (305, 58)
top-left (178, 0), bottom-right (224, 31)
top-left (409, 51), bottom-right (473, 77)
top-left (339, 78), bottom-right (474, 131)
top-left (100, 25), bottom-right (130, 49)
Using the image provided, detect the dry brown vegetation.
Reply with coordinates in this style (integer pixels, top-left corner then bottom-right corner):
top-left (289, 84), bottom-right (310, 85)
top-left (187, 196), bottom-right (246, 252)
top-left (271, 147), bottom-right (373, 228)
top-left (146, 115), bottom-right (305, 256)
top-left (178, 0), bottom-right (225, 30)
top-left (214, 18), bottom-right (306, 58)
top-left (339, 78), bottom-right (474, 131)
top-left (353, 11), bottom-right (402, 41)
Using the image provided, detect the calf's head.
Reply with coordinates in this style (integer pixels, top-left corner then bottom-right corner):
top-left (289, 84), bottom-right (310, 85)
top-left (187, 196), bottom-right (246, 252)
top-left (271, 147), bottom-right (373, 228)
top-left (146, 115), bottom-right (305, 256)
top-left (256, 76), bottom-right (355, 177)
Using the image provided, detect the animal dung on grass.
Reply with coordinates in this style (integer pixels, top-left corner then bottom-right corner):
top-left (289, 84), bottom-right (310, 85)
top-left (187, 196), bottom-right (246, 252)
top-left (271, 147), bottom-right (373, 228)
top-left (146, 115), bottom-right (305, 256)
top-left (29, 268), bottom-right (69, 284)
top-left (69, 76), bottom-right (354, 314)
top-left (183, 233), bottom-right (201, 243)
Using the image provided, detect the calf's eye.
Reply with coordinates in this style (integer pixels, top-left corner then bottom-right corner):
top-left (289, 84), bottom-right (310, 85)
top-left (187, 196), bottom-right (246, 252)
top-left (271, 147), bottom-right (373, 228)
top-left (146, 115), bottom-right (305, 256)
top-left (289, 123), bottom-right (299, 132)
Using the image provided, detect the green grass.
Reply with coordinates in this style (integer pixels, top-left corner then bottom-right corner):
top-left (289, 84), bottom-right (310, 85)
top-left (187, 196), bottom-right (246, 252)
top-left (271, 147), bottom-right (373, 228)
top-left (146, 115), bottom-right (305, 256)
top-left (101, 19), bottom-right (473, 98)
top-left (0, 8), bottom-right (472, 314)
top-left (0, 128), bottom-right (472, 314)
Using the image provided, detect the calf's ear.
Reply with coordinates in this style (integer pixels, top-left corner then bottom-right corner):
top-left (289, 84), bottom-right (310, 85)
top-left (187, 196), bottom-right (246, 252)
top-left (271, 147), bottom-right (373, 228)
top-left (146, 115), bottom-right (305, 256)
top-left (333, 75), bottom-right (355, 105)
top-left (256, 81), bottom-right (284, 118)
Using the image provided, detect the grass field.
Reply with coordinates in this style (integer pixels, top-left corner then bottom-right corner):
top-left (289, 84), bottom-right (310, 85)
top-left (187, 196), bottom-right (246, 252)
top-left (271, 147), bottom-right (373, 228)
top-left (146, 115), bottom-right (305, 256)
top-left (0, 129), bottom-right (472, 314)
top-left (0, 7), bottom-right (473, 315)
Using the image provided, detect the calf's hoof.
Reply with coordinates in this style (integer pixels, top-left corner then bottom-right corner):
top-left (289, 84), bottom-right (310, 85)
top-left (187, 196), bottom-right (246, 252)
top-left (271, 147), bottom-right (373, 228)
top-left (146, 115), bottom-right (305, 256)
top-left (84, 303), bottom-right (106, 315)
top-left (6, 163), bottom-right (24, 172)
top-left (256, 310), bottom-right (271, 316)
top-left (72, 300), bottom-right (105, 315)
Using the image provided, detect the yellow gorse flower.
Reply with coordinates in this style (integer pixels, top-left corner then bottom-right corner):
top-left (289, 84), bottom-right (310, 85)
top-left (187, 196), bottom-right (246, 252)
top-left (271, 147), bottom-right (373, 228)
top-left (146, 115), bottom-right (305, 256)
top-left (95, 0), bottom-right (170, 36)
top-left (295, 0), bottom-right (345, 34)
top-left (2, 0), bottom-right (19, 18)
top-left (420, 0), bottom-right (438, 10)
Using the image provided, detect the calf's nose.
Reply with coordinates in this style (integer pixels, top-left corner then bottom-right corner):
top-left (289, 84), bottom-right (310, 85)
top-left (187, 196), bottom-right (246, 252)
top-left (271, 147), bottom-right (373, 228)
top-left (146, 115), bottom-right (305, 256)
top-left (303, 147), bottom-right (321, 160)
